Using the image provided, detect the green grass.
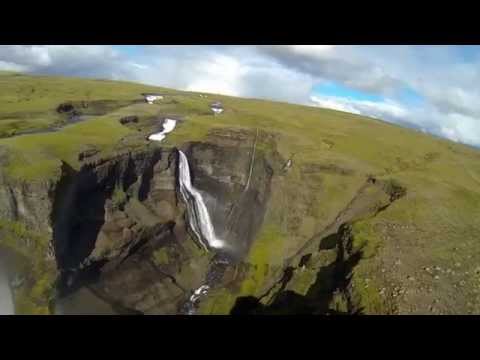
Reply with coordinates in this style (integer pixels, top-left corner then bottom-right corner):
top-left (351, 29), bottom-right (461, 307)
top-left (0, 72), bottom-right (171, 128)
top-left (198, 288), bottom-right (238, 315)
top-left (0, 219), bottom-right (56, 314)
top-left (161, 79), bottom-right (480, 313)
top-left (153, 247), bottom-right (170, 266)
top-left (351, 221), bottom-right (382, 259)
top-left (237, 224), bottom-right (286, 296)
top-left (2, 73), bottom-right (480, 314)
top-left (1, 114), bottom-right (132, 180)
top-left (111, 184), bottom-right (127, 209)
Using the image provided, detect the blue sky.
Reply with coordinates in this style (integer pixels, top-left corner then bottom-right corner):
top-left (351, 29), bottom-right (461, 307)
top-left (114, 45), bottom-right (143, 56)
top-left (313, 82), bottom-right (384, 102)
top-left (398, 87), bottom-right (424, 106)
top-left (1, 45), bottom-right (480, 146)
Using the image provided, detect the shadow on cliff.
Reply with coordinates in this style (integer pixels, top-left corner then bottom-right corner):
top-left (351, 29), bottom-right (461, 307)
top-left (52, 162), bottom-right (108, 270)
top-left (230, 246), bottom-right (361, 315)
top-left (230, 176), bottom-right (407, 315)
top-left (230, 225), bottom-right (363, 315)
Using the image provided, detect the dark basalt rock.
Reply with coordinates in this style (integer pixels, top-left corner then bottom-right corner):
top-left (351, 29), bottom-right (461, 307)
top-left (119, 116), bottom-right (139, 125)
top-left (78, 149), bottom-right (100, 161)
top-left (57, 103), bottom-right (74, 113)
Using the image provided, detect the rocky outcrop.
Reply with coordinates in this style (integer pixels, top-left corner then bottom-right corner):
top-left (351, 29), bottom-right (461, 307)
top-left (182, 135), bottom-right (274, 258)
top-left (56, 103), bottom-right (74, 114)
top-left (0, 172), bottom-right (57, 235)
top-left (78, 148), bottom-right (100, 161)
top-left (229, 177), bottom-right (407, 315)
top-left (52, 147), bottom-right (172, 270)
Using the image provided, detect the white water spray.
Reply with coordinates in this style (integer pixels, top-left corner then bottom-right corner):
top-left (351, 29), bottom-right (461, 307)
top-left (177, 150), bottom-right (224, 251)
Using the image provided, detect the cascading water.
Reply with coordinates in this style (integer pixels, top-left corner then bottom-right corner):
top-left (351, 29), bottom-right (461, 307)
top-left (177, 150), bottom-right (225, 251)
top-left (177, 149), bottom-right (233, 314)
top-left (181, 255), bottom-right (231, 314)
top-left (148, 119), bottom-right (225, 252)
top-left (148, 115), bottom-right (231, 314)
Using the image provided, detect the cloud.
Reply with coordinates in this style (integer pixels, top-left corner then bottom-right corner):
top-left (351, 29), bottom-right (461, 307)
top-left (0, 45), bottom-right (52, 67)
top-left (257, 45), bottom-right (405, 96)
top-left (184, 55), bottom-right (245, 96)
top-left (0, 45), bottom-right (134, 79)
top-left (1, 45), bottom-right (480, 147)
top-left (310, 93), bottom-right (480, 147)
top-left (310, 95), bottom-right (410, 124)
top-left (122, 46), bottom-right (315, 103)
top-left (0, 60), bottom-right (28, 72)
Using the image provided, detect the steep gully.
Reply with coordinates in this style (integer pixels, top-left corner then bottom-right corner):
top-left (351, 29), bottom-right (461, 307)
top-left (49, 122), bottom-right (270, 314)
top-left (231, 177), bottom-right (407, 314)
top-left (150, 122), bottom-right (230, 313)
top-left (176, 149), bottom-right (227, 313)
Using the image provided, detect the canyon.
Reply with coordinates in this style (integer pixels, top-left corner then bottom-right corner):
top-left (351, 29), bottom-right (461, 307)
top-left (1, 73), bottom-right (480, 315)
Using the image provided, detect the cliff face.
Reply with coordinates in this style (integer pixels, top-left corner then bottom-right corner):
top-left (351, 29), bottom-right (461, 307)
top-left (1, 127), bottom-right (278, 314)
top-left (82, 129), bottom-right (277, 314)
top-left (182, 128), bottom-right (276, 258)
top-left (51, 147), bottom-right (169, 270)
top-left (229, 177), bottom-right (407, 315)
top-left (0, 174), bottom-right (56, 236)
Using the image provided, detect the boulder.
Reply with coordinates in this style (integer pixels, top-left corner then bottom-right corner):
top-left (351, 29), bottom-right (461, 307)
top-left (119, 116), bottom-right (139, 125)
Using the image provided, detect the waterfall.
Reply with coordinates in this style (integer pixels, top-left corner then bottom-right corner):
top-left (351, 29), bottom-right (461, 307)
top-left (177, 150), bottom-right (224, 251)
top-left (187, 285), bottom-right (209, 311)
top-left (177, 150), bottom-right (235, 314)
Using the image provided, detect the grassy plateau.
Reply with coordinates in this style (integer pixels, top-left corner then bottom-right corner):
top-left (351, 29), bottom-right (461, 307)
top-left (1, 72), bottom-right (480, 314)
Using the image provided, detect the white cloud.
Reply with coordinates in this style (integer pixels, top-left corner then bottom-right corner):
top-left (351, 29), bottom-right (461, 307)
top-left (310, 95), bottom-right (409, 122)
top-left (0, 46), bottom-right (52, 68)
top-left (441, 113), bottom-right (480, 145)
top-left (289, 45), bottom-right (336, 57)
top-left (0, 45), bottom-right (131, 79)
top-left (309, 95), bottom-right (361, 114)
top-left (0, 60), bottom-right (28, 72)
top-left (125, 47), bottom-right (315, 103)
top-left (184, 55), bottom-right (245, 96)
top-left (310, 93), bottom-right (480, 148)
top-left (1, 45), bottom-right (480, 147)
top-left (440, 126), bottom-right (461, 142)
top-left (127, 62), bottom-right (149, 70)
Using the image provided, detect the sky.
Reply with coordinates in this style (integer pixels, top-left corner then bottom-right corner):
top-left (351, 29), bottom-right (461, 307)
top-left (1, 45), bottom-right (480, 146)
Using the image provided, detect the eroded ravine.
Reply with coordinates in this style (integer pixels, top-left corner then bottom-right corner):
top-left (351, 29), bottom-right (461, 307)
top-left (43, 126), bottom-right (276, 314)
top-left (230, 176), bottom-right (407, 315)
top-left (176, 149), bottom-right (230, 314)
top-left (2, 117), bottom-right (407, 315)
